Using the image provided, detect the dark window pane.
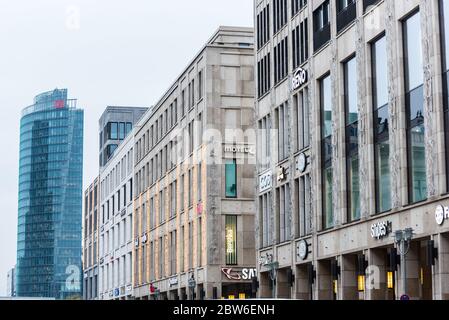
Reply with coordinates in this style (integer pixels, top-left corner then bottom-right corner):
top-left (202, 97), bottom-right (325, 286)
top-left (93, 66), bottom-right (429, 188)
top-left (375, 141), bottom-right (391, 212)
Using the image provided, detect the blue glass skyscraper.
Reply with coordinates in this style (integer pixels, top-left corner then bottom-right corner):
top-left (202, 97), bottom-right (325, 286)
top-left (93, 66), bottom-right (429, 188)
top-left (16, 89), bottom-right (84, 299)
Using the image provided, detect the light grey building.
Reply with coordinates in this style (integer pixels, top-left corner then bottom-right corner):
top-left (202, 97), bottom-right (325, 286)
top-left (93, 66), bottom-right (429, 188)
top-left (132, 26), bottom-right (257, 300)
top-left (98, 131), bottom-right (137, 300)
top-left (6, 267), bottom-right (15, 297)
top-left (99, 106), bottom-right (147, 168)
top-left (255, 0), bottom-right (449, 300)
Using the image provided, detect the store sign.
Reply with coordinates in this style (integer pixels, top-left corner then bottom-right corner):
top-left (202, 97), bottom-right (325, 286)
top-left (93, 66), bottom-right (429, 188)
top-left (370, 221), bottom-right (392, 240)
top-left (169, 277), bottom-right (178, 287)
top-left (259, 171), bottom-right (272, 193)
top-left (435, 205), bottom-right (449, 225)
top-left (224, 144), bottom-right (255, 155)
top-left (292, 68), bottom-right (308, 91)
top-left (221, 268), bottom-right (257, 281)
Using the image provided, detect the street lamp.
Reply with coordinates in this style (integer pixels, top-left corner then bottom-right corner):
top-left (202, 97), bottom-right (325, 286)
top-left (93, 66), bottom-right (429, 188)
top-left (188, 274), bottom-right (196, 300)
top-left (394, 228), bottom-right (414, 299)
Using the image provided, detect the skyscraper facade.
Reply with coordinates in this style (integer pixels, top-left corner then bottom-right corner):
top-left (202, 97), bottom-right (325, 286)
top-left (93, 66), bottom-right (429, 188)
top-left (16, 89), bottom-right (84, 299)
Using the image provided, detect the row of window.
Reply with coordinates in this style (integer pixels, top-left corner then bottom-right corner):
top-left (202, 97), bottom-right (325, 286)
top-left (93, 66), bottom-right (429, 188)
top-left (99, 253), bottom-right (132, 293)
top-left (100, 214), bottom-right (132, 256)
top-left (135, 70), bottom-right (203, 165)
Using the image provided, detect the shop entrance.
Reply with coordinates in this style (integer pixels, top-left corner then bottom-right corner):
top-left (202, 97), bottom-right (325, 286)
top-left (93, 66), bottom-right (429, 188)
top-left (222, 283), bottom-right (252, 299)
top-left (276, 267), bottom-right (293, 299)
top-left (317, 259), bottom-right (337, 300)
top-left (258, 271), bottom-right (272, 298)
top-left (295, 263), bottom-right (313, 300)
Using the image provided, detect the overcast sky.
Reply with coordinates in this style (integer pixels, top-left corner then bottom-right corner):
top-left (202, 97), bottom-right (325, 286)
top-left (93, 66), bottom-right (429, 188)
top-left (0, 0), bottom-right (253, 295)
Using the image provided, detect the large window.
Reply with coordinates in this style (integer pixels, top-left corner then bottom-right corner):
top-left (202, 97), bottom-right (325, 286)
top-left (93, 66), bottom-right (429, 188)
top-left (440, 0), bottom-right (449, 191)
top-left (258, 114), bottom-right (272, 172)
top-left (276, 102), bottom-right (289, 161)
top-left (294, 88), bottom-right (310, 151)
top-left (273, 0), bottom-right (288, 34)
top-left (225, 215), bottom-right (237, 265)
top-left (344, 56), bottom-right (360, 222)
top-left (296, 174), bottom-right (311, 237)
top-left (372, 35), bottom-right (391, 213)
top-left (336, 0), bottom-right (357, 34)
top-left (257, 4), bottom-right (270, 50)
top-left (259, 192), bottom-right (273, 248)
top-left (292, 19), bottom-right (309, 69)
top-left (225, 159), bottom-right (237, 198)
top-left (258, 53), bottom-right (271, 98)
top-left (403, 11), bottom-right (426, 203)
top-left (277, 183), bottom-right (291, 243)
top-left (274, 37), bottom-right (289, 84)
top-left (321, 74), bottom-right (333, 229)
top-left (313, 0), bottom-right (330, 52)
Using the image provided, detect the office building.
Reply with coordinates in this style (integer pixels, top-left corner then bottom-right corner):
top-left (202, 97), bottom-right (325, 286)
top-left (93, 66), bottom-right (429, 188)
top-left (133, 26), bottom-right (256, 300)
top-left (255, 0), bottom-right (449, 300)
top-left (16, 89), bottom-right (84, 299)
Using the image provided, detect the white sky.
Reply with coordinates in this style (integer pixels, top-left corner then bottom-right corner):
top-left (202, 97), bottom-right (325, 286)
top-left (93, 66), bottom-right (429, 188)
top-left (0, 0), bottom-right (253, 295)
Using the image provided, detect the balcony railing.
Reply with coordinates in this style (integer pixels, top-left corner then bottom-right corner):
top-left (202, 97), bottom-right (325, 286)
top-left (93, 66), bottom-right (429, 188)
top-left (313, 23), bottom-right (331, 52)
top-left (363, 0), bottom-right (382, 12)
top-left (337, 2), bottom-right (357, 34)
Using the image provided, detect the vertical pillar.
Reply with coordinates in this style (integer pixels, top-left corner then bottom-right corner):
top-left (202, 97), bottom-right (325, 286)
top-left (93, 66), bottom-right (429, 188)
top-left (341, 255), bottom-right (358, 300)
top-left (276, 268), bottom-right (290, 299)
top-left (397, 241), bottom-right (420, 299)
top-left (434, 233), bottom-right (449, 300)
top-left (316, 260), bottom-right (333, 300)
top-left (295, 264), bottom-right (311, 300)
top-left (366, 248), bottom-right (389, 300)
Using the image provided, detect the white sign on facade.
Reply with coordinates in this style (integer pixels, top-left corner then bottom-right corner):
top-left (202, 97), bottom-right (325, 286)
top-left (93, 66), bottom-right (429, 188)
top-left (435, 205), bottom-right (449, 225)
top-left (292, 67), bottom-right (308, 91)
top-left (370, 221), bottom-right (392, 240)
top-left (259, 171), bottom-right (272, 193)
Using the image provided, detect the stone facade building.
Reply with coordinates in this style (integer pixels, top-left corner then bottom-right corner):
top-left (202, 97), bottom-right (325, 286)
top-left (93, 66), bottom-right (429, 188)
top-left (132, 26), bottom-right (257, 300)
top-left (255, 0), bottom-right (449, 300)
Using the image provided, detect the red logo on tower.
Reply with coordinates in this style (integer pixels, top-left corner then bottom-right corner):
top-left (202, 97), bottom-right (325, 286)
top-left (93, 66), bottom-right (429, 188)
top-left (54, 100), bottom-right (65, 109)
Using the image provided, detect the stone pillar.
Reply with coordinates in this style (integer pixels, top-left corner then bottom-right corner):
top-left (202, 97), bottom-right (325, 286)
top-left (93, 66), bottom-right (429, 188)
top-left (316, 260), bottom-right (333, 300)
top-left (276, 268), bottom-right (291, 299)
top-left (366, 248), bottom-right (389, 300)
top-left (295, 264), bottom-right (312, 300)
top-left (433, 233), bottom-right (449, 300)
top-left (341, 255), bottom-right (358, 300)
top-left (258, 271), bottom-right (272, 298)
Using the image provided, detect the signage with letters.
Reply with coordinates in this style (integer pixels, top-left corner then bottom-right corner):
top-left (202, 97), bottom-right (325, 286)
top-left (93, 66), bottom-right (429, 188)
top-left (259, 171), bottom-right (272, 193)
top-left (370, 221), bottom-right (392, 240)
top-left (169, 277), bottom-right (178, 287)
top-left (435, 205), bottom-right (449, 225)
top-left (221, 267), bottom-right (257, 281)
top-left (224, 144), bottom-right (255, 155)
top-left (292, 67), bottom-right (308, 91)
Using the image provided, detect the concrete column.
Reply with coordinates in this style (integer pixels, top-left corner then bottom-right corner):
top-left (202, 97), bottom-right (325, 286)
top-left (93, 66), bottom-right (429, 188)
top-left (276, 268), bottom-right (291, 299)
top-left (433, 233), bottom-right (449, 300)
top-left (366, 248), bottom-right (389, 300)
top-left (295, 264), bottom-right (311, 300)
top-left (258, 271), bottom-right (272, 298)
top-left (341, 255), bottom-right (358, 300)
top-left (316, 260), bottom-right (333, 300)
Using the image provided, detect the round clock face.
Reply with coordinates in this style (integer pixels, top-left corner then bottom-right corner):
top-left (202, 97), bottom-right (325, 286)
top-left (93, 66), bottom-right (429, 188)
top-left (436, 205), bottom-right (445, 225)
top-left (297, 153), bottom-right (307, 173)
top-left (298, 240), bottom-right (308, 260)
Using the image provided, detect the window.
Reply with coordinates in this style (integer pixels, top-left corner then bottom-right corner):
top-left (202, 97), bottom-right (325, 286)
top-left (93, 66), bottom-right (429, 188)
top-left (110, 122), bottom-right (118, 139)
top-left (150, 197), bottom-right (155, 229)
top-left (141, 203), bottom-right (147, 233)
top-left (181, 89), bottom-right (186, 117)
top-left (198, 70), bottom-right (203, 100)
top-left (258, 114), bottom-right (272, 172)
top-left (321, 74), bottom-right (333, 229)
top-left (274, 37), bottom-right (288, 84)
top-left (180, 174), bottom-right (185, 212)
top-left (363, 0), bottom-right (381, 13)
top-left (257, 4), bottom-right (270, 50)
top-left (372, 35), bottom-right (391, 213)
top-left (292, 19), bottom-right (309, 69)
top-left (257, 53), bottom-right (271, 98)
top-left (170, 231), bottom-right (177, 275)
top-left (259, 192), bottom-right (273, 248)
top-left (440, 0), bottom-right (449, 191)
top-left (159, 190), bottom-right (164, 224)
top-left (292, 0), bottom-right (307, 16)
top-left (225, 215), bottom-right (237, 265)
top-left (276, 102), bottom-right (289, 161)
top-left (344, 56), bottom-right (360, 222)
top-left (119, 122), bottom-right (125, 140)
top-left (273, 0), bottom-right (288, 34)
top-left (294, 88), bottom-right (310, 151)
top-left (336, 0), bottom-right (357, 33)
top-left (197, 218), bottom-right (202, 267)
top-left (188, 169), bottom-right (193, 206)
top-left (403, 11), bottom-right (426, 203)
top-left (225, 159), bottom-right (237, 198)
top-left (296, 174), bottom-right (311, 236)
top-left (141, 242), bottom-right (147, 284)
top-left (180, 226), bottom-right (185, 272)
top-left (159, 237), bottom-right (164, 278)
top-left (150, 242), bottom-right (154, 281)
top-left (189, 80), bottom-right (195, 109)
top-left (170, 181), bottom-right (177, 218)
top-left (277, 183), bottom-right (291, 243)
top-left (188, 223), bottom-right (193, 269)
top-left (197, 162), bottom-right (202, 202)
top-left (313, 1), bottom-right (330, 52)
